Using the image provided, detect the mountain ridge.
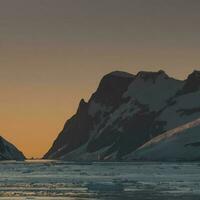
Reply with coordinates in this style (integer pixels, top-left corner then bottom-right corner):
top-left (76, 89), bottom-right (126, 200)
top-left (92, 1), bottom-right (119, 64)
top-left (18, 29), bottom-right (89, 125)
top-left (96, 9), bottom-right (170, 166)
top-left (44, 70), bottom-right (200, 161)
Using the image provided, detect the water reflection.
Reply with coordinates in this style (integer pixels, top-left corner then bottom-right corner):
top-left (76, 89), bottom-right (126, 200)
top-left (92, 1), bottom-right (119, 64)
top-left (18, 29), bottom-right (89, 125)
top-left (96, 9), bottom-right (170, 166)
top-left (0, 160), bottom-right (200, 199)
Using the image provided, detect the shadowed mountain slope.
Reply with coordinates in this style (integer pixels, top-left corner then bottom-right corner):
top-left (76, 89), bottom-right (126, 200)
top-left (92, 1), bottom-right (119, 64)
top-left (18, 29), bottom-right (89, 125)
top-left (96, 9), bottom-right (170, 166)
top-left (0, 136), bottom-right (25, 161)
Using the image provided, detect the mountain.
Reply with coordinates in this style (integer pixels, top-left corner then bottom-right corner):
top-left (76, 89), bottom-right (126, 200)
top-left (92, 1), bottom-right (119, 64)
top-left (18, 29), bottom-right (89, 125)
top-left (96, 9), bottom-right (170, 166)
top-left (44, 70), bottom-right (200, 161)
top-left (0, 136), bottom-right (25, 161)
top-left (126, 118), bottom-right (200, 161)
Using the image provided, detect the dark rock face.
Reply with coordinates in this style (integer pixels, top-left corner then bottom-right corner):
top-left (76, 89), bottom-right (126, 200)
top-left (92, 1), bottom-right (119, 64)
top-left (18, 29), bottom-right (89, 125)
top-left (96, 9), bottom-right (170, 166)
top-left (44, 70), bottom-right (200, 161)
top-left (44, 99), bottom-right (93, 159)
top-left (135, 70), bottom-right (169, 83)
top-left (89, 71), bottom-right (135, 107)
top-left (0, 136), bottom-right (25, 161)
top-left (177, 70), bottom-right (200, 95)
top-left (177, 107), bottom-right (200, 116)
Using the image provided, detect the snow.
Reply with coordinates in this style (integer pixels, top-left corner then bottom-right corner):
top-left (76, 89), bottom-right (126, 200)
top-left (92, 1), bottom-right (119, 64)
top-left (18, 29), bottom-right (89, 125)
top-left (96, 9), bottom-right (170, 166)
top-left (95, 99), bottom-right (138, 135)
top-left (128, 118), bottom-right (200, 161)
top-left (88, 101), bottom-right (111, 117)
top-left (143, 118), bottom-right (200, 147)
top-left (159, 90), bottom-right (200, 130)
top-left (124, 75), bottom-right (183, 111)
top-left (61, 142), bottom-right (114, 161)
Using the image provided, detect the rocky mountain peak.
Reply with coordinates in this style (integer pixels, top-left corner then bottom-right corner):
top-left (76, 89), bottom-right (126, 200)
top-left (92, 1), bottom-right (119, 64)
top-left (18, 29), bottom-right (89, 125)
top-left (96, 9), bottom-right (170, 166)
top-left (177, 70), bottom-right (200, 95)
top-left (187, 70), bottom-right (200, 81)
top-left (106, 71), bottom-right (135, 78)
top-left (89, 71), bottom-right (135, 106)
top-left (135, 70), bottom-right (169, 82)
top-left (77, 99), bottom-right (88, 113)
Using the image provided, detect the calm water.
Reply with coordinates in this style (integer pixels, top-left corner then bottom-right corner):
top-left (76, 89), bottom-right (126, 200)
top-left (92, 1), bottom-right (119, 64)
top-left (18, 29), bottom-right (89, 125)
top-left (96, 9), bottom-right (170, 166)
top-left (0, 160), bottom-right (200, 199)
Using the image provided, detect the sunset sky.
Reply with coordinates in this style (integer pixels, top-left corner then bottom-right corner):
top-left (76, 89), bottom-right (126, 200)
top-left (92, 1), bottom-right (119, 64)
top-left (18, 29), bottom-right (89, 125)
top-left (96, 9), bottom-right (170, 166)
top-left (0, 0), bottom-right (200, 158)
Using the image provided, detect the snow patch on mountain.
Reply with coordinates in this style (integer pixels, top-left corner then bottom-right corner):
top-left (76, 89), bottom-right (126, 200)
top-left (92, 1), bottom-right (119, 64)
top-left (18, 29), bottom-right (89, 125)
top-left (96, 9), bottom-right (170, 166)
top-left (127, 118), bottom-right (200, 161)
top-left (160, 90), bottom-right (200, 130)
top-left (88, 101), bottom-right (111, 117)
top-left (61, 141), bottom-right (116, 161)
top-left (124, 74), bottom-right (183, 111)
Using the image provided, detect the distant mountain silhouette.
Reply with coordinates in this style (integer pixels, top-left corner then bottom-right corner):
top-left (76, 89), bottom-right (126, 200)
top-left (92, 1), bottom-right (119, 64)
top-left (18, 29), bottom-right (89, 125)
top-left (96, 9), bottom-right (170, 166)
top-left (0, 136), bottom-right (25, 160)
top-left (44, 70), bottom-right (200, 161)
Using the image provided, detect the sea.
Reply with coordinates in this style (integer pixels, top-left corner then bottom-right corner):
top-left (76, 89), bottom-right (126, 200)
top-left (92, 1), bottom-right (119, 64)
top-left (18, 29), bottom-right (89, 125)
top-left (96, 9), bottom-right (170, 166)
top-left (0, 160), bottom-right (200, 199)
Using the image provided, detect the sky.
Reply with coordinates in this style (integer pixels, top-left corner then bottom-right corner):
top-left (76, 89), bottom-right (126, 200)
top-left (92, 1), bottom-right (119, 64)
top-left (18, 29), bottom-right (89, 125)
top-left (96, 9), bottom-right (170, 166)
top-left (0, 0), bottom-right (200, 158)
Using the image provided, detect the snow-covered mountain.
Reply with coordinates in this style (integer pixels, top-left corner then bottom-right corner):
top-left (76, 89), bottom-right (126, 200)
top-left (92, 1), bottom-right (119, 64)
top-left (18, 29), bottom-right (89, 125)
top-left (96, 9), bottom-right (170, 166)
top-left (44, 70), bottom-right (200, 161)
top-left (0, 136), bottom-right (25, 161)
top-left (126, 118), bottom-right (200, 161)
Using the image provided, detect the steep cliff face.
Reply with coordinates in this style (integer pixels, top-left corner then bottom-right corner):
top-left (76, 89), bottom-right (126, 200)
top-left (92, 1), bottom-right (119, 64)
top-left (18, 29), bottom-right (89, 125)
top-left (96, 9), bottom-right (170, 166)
top-left (177, 70), bottom-right (200, 95)
top-left (44, 99), bottom-right (93, 159)
top-left (44, 70), bottom-right (200, 161)
top-left (0, 136), bottom-right (25, 161)
top-left (44, 71), bottom-right (135, 159)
